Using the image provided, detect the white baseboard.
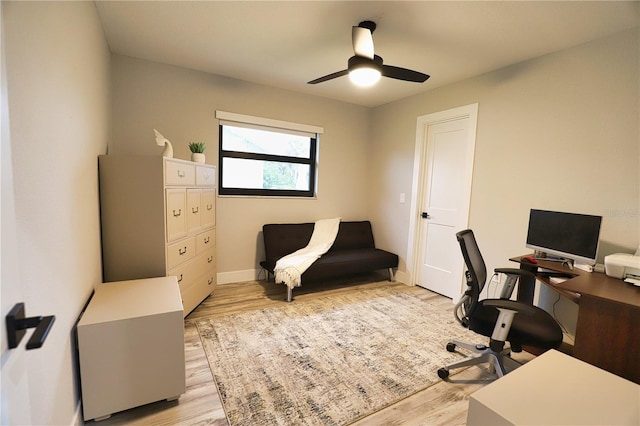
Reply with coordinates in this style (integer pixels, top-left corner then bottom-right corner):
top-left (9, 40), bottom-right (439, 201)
top-left (395, 269), bottom-right (409, 285)
top-left (217, 269), bottom-right (264, 285)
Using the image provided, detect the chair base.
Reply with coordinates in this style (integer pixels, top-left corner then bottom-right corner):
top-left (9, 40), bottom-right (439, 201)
top-left (437, 339), bottom-right (522, 380)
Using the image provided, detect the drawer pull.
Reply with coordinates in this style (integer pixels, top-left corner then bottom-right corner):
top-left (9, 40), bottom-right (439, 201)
top-left (177, 170), bottom-right (186, 178)
top-left (178, 247), bottom-right (187, 255)
top-left (177, 274), bottom-right (183, 283)
top-left (192, 207), bottom-right (199, 214)
top-left (207, 256), bottom-right (213, 263)
top-left (207, 204), bottom-right (213, 210)
top-left (172, 209), bottom-right (182, 217)
top-left (203, 173), bottom-right (210, 180)
top-left (204, 236), bottom-right (210, 244)
top-left (208, 277), bottom-right (214, 285)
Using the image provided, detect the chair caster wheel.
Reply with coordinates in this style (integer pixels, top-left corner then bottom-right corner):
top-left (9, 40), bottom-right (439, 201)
top-left (437, 368), bottom-right (450, 379)
top-left (446, 342), bottom-right (456, 352)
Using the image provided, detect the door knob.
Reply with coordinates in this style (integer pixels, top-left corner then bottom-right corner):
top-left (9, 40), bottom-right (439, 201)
top-left (421, 212), bottom-right (430, 219)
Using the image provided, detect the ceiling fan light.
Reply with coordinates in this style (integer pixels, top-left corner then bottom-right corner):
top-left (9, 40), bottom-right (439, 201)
top-left (349, 67), bottom-right (381, 87)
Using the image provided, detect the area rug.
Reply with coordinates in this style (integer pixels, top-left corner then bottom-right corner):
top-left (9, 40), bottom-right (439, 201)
top-left (196, 286), bottom-right (478, 426)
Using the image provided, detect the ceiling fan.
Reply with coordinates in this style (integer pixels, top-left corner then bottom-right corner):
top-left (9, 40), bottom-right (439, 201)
top-left (308, 20), bottom-right (430, 87)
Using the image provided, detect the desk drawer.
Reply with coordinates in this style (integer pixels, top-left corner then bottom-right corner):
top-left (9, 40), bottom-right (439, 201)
top-left (165, 159), bottom-right (195, 186)
top-left (168, 248), bottom-right (214, 289)
top-left (166, 237), bottom-right (195, 270)
top-left (196, 229), bottom-right (216, 254)
top-left (196, 165), bottom-right (216, 187)
top-left (181, 271), bottom-right (216, 315)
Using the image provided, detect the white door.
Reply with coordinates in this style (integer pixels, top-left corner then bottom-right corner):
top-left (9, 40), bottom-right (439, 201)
top-left (408, 104), bottom-right (477, 299)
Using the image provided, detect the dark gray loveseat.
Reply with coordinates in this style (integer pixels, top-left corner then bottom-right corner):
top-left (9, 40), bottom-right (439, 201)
top-left (260, 220), bottom-right (399, 301)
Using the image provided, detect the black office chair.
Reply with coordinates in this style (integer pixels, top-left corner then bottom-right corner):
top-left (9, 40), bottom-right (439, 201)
top-left (437, 229), bottom-right (563, 379)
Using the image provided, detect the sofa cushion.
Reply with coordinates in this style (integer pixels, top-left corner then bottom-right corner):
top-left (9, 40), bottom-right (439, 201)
top-left (330, 221), bottom-right (376, 251)
top-left (301, 248), bottom-right (398, 282)
top-left (262, 223), bottom-right (314, 269)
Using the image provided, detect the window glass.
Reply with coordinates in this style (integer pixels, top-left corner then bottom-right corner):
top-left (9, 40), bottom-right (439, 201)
top-left (219, 124), bottom-right (317, 197)
top-left (222, 126), bottom-right (311, 159)
top-left (221, 158), bottom-right (310, 191)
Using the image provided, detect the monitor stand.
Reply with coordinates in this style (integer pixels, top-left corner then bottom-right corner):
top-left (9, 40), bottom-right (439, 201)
top-left (535, 254), bottom-right (574, 270)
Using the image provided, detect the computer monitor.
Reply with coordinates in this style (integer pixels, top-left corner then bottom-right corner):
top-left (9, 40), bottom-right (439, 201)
top-left (526, 209), bottom-right (602, 265)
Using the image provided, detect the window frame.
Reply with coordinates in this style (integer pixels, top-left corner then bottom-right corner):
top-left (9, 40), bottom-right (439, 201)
top-left (218, 126), bottom-right (317, 197)
top-left (216, 111), bottom-right (323, 198)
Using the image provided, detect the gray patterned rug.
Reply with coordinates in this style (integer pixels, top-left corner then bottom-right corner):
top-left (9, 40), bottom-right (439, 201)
top-left (196, 285), bottom-right (477, 426)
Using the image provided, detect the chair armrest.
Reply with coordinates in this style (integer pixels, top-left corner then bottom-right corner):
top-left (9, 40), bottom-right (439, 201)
top-left (494, 268), bottom-right (535, 278)
top-left (483, 299), bottom-right (538, 316)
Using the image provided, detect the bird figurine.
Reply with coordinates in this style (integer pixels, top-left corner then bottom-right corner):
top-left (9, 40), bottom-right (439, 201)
top-left (153, 129), bottom-right (173, 158)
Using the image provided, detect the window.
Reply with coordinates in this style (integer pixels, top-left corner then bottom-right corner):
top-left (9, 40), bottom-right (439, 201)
top-left (216, 111), bottom-right (323, 197)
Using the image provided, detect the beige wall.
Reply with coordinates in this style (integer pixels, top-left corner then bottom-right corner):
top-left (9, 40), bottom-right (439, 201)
top-left (371, 28), bottom-right (639, 276)
top-left (3, 1), bottom-right (110, 424)
top-left (110, 29), bottom-right (639, 287)
top-left (110, 55), bottom-right (372, 282)
top-left (370, 29), bottom-right (639, 332)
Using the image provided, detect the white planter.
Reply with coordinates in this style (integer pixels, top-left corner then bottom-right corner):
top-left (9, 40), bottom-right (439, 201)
top-left (191, 153), bottom-right (205, 163)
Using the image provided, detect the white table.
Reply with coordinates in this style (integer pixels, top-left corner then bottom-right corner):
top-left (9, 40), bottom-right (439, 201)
top-left (467, 349), bottom-right (640, 425)
top-left (77, 277), bottom-right (185, 421)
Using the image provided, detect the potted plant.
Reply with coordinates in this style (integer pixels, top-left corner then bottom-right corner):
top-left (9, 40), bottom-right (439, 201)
top-left (188, 142), bottom-right (206, 163)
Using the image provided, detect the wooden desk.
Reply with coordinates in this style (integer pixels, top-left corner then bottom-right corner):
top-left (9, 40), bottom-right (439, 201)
top-left (511, 255), bottom-right (640, 384)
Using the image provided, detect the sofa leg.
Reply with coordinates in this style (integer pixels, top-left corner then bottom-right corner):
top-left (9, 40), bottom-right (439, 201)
top-left (388, 268), bottom-right (395, 282)
top-left (287, 286), bottom-right (293, 302)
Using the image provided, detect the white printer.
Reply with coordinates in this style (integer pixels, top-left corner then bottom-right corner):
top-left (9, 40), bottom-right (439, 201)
top-left (604, 253), bottom-right (640, 281)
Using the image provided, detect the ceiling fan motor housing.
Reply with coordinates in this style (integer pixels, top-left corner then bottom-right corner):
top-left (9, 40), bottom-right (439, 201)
top-left (348, 54), bottom-right (383, 73)
top-left (358, 20), bottom-right (377, 33)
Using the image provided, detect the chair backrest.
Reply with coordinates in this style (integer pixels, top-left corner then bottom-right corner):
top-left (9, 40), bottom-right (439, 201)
top-left (455, 229), bottom-right (488, 320)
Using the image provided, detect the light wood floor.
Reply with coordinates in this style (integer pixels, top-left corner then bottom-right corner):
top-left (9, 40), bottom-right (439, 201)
top-left (89, 275), bottom-right (532, 425)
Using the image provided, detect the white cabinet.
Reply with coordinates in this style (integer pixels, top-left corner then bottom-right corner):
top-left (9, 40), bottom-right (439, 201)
top-left (99, 156), bottom-right (217, 316)
top-left (77, 277), bottom-right (185, 421)
top-left (467, 350), bottom-right (640, 425)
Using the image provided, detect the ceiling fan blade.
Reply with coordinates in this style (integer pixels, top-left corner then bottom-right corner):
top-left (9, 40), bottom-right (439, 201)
top-left (382, 65), bottom-right (430, 83)
top-left (307, 69), bottom-right (348, 85)
top-left (352, 26), bottom-right (374, 59)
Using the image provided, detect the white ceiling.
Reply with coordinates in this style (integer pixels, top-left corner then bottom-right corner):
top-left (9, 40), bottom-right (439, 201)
top-left (95, 1), bottom-right (640, 108)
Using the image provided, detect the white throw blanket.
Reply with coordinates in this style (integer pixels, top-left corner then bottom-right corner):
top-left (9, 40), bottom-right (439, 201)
top-left (274, 218), bottom-right (341, 289)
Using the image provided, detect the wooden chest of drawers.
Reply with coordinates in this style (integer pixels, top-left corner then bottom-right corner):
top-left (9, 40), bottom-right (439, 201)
top-left (98, 155), bottom-right (217, 316)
